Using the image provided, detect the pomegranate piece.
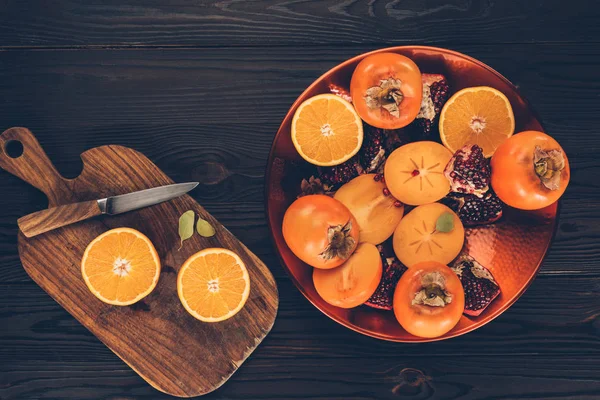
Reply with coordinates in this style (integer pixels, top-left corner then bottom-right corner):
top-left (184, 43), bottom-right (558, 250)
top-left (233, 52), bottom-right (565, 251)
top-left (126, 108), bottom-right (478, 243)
top-left (329, 83), bottom-right (352, 103)
top-left (359, 126), bottom-right (413, 174)
top-left (441, 191), bottom-right (503, 226)
top-left (444, 144), bottom-right (491, 197)
top-left (408, 73), bottom-right (450, 140)
top-left (451, 256), bottom-right (500, 316)
top-left (359, 126), bottom-right (386, 173)
top-left (364, 248), bottom-right (407, 310)
top-left (318, 156), bottom-right (364, 189)
top-left (382, 128), bottom-right (411, 154)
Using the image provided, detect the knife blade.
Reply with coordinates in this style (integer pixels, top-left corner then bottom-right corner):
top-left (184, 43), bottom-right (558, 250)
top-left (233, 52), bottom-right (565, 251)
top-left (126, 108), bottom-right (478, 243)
top-left (18, 182), bottom-right (199, 238)
top-left (99, 182), bottom-right (199, 215)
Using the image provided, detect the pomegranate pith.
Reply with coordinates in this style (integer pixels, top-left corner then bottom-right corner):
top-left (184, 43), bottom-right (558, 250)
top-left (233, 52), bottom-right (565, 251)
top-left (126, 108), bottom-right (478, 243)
top-left (408, 73), bottom-right (450, 140)
top-left (328, 83), bottom-right (353, 103)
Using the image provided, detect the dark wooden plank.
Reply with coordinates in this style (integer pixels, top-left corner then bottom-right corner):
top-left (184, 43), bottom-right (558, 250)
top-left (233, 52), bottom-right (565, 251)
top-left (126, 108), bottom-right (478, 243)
top-left (1, 276), bottom-right (599, 360)
top-left (1, 277), bottom-right (599, 399)
top-left (0, 45), bottom-right (598, 129)
top-left (0, 44), bottom-right (598, 283)
top-left (1, 0), bottom-right (599, 48)
top-left (1, 194), bottom-right (600, 284)
top-left (0, 2), bottom-right (597, 398)
top-left (2, 356), bottom-right (600, 400)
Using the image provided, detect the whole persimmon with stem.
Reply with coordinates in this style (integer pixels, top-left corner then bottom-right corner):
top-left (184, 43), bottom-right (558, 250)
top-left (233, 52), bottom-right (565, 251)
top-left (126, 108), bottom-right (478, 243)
top-left (350, 52), bottom-right (422, 129)
top-left (283, 195), bottom-right (359, 269)
top-left (393, 261), bottom-right (465, 338)
top-left (491, 130), bottom-right (570, 210)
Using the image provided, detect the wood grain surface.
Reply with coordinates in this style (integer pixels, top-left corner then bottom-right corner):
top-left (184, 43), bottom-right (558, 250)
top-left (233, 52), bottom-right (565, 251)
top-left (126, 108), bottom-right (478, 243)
top-left (0, 127), bottom-right (278, 397)
top-left (0, 0), bottom-right (598, 47)
top-left (0, 1), bottom-right (599, 399)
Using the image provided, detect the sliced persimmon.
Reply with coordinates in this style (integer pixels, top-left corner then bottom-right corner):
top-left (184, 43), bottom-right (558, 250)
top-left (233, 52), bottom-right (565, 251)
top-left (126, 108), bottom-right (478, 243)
top-left (334, 174), bottom-right (404, 245)
top-left (393, 203), bottom-right (465, 267)
top-left (313, 242), bottom-right (382, 308)
top-left (384, 141), bottom-right (453, 206)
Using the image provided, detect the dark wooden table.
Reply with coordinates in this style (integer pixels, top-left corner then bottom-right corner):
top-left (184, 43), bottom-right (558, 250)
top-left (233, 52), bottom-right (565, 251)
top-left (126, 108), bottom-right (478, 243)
top-left (1, 2), bottom-right (599, 399)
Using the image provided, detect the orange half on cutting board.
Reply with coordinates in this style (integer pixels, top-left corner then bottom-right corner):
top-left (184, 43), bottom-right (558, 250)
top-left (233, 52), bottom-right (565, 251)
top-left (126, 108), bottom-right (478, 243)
top-left (178, 248), bottom-right (251, 322)
top-left (81, 227), bottom-right (161, 306)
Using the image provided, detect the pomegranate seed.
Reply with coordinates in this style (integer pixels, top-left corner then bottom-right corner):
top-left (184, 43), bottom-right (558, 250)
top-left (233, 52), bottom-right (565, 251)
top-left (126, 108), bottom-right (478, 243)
top-left (394, 200), bottom-right (402, 207)
top-left (383, 188), bottom-right (390, 196)
top-left (411, 170), bottom-right (420, 177)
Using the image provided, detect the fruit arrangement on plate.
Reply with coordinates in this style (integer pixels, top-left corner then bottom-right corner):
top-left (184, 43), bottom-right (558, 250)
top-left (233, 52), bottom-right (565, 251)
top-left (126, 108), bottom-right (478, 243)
top-left (266, 47), bottom-right (569, 341)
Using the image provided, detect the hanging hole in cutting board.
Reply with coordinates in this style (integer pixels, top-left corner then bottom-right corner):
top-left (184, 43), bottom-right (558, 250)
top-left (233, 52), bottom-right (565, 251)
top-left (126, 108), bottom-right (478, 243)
top-left (4, 140), bottom-right (24, 158)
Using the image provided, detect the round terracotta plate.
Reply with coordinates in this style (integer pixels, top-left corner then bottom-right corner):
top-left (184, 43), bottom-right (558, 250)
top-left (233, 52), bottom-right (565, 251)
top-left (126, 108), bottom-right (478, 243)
top-left (265, 46), bottom-right (558, 342)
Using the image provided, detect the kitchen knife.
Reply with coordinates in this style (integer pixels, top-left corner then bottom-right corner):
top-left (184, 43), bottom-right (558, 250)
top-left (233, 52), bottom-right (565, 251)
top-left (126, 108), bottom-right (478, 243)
top-left (18, 182), bottom-right (199, 238)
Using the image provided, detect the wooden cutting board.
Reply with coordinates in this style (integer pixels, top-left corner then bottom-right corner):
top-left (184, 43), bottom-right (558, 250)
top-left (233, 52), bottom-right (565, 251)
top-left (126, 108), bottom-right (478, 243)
top-left (0, 127), bottom-right (279, 397)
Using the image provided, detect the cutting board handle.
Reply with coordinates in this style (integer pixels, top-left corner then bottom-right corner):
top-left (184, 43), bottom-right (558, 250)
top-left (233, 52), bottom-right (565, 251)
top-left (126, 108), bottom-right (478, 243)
top-left (0, 127), bottom-right (70, 206)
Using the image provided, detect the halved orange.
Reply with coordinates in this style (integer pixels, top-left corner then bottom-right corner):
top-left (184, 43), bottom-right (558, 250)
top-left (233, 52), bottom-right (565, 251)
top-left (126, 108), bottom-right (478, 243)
top-left (439, 86), bottom-right (515, 157)
top-left (81, 228), bottom-right (161, 306)
top-left (291, 93), bottom-right (363, 166)
top-left (177, 248), bottom-right (250, 322)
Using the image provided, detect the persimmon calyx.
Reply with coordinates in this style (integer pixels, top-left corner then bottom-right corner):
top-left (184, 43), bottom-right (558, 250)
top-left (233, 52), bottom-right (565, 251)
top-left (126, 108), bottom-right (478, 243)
top-left (319, 220), bottom-right (356, 261)
top-left (533, 145), bottom-right (565, 190)
top-left (364, 77), bottom-right (404, 117)
top-left (299, 176), bottom-right (333, 197)
top-left (412, 271), bottom-right (453, 307)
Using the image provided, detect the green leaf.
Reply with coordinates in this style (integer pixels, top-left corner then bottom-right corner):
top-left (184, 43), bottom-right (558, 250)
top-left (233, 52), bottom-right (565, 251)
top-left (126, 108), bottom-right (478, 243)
top-left (436, 212), bottom-right (455, 233)
top-left (196, 217), bottom-right (216, 238)
top-left (178, 210), bottom-right (195, 250)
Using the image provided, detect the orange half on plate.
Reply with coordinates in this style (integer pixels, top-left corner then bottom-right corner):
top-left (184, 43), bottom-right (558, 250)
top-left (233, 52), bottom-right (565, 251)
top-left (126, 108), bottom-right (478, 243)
top-left (291, 93), bottom-right (363, 166)
top-left (440, 86), bottom-right (515, 157)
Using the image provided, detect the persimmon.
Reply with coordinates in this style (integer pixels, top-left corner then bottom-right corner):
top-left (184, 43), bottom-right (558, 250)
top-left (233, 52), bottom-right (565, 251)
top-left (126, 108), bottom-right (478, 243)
top-left (350, 53), bottom-right (422, 129)
top-left (282, 195), bottom-right (359, 269)
top-left (313, 242), bottom-right (382, 308)
top-left (491, 130), bottom-right (570, 210)
top-left (393, 203), bottom-right (464, 267)
top-left (393, 261), bottom-right (464, 338)
top-left (384, 141), bottom-right (452, 205)
top-left (334, 174), bottom-right (404, 245)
